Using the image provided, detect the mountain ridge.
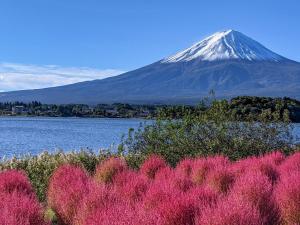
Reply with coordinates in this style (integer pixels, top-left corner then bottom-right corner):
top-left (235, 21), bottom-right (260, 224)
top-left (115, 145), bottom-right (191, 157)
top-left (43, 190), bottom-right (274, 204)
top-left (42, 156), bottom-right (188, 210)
top-left (0, 30), bottom-right (299, 104)
top-left (162, 30), bottom-right (287, 63)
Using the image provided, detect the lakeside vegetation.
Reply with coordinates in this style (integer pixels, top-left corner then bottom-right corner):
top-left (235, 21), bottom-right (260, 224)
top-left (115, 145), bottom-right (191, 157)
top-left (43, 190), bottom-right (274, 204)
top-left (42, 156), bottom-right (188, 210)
top-left (1, 152), bottom-right (300, 224)
top-left (0, 98), bottom-right (298, 201)
top-left (0, 97), bottom-right (299, 224)
top-left (1, 96), bottom-right (300, 122)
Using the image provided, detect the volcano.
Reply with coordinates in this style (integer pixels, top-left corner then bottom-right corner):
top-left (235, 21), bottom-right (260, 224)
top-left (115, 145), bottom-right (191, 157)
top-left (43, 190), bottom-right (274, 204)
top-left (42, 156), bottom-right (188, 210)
top-left (1, 30), bottom-right (300, 104)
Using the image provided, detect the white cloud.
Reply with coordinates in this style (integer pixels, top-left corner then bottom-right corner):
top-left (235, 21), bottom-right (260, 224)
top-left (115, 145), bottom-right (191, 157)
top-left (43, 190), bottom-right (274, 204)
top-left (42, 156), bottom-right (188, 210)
top-left (0, 62), bottom-right (125, 92)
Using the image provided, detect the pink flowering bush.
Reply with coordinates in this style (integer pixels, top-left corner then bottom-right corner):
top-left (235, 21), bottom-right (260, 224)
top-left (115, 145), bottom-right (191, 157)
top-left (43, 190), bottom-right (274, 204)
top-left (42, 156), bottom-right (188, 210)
top-left (198, 197), bottom-right (264, 225)
top-left (47, 164), bottom-right (90, 225)
top-left (154, 195), bottom-right (196, 225)
top-left (114, 170), bottom-right (149, 203)
top-left (206, 167), bottom-right (235, 194)
top-left (74, 182), bottom-right (119, 225)
top-left (175, 158), bottom-right (194, 177)
top-left (2, 152), bottom-right (300, 225)
top-left (0, 170), bottom-right (48, 225)
top-left (0, 191), bottom-right (49, 225)
top-left (0, 170), bottom-right (34, 196)
top-left (275, 171), bottom-right (300, 225)
top-left (94, 157), bottom-right (127, 184)
top-left (140, 155), bottom-right (167, 179)
top-left (230, 171), bottom-right (279, 224)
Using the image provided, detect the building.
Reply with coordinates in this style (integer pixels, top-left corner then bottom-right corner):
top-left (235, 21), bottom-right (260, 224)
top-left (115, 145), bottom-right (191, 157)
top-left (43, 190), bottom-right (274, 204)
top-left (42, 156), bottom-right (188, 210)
top-left (12, 106), bottom-right (25, 115)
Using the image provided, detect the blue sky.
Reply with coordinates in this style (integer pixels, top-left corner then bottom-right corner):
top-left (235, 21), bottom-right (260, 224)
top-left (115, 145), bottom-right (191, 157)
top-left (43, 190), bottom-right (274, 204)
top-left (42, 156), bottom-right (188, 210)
top-left (0, 0), bottom-right (299, 91)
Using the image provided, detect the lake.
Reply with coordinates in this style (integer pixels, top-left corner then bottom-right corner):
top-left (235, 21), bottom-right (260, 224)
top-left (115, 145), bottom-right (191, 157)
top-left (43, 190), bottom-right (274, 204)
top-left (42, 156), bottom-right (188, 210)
top-left (0, 117), bottom-right (299, 158)
top-left (0, 117), bottom-right (148, 158)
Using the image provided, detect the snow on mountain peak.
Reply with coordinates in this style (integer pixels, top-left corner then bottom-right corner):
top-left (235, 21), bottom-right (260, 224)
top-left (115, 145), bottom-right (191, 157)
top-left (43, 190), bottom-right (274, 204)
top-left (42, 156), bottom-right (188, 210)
top-left (162, 30), bottom-right (285, 63)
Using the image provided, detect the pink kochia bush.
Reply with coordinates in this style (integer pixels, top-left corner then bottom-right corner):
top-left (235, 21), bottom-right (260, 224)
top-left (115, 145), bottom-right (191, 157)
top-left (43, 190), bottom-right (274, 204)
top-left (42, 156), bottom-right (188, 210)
top-left (3, 151), bottom-right (300, 225)
top-left (198, 197), bottom-right (264, 225)
top-left (0, 170), bottom-right (48, 225)
top-left (94, 157), bottom-right (127, 184)
top-left (275, 171), bottom-right (300, 225)
top-left (0, 170), bottom-right (34, 196)
top-left (47, 164), bottom-right (90, 225)
top-left (47, 152), bottom-right (300, 225)
top-left (140, 154), bottom-right (167, 179)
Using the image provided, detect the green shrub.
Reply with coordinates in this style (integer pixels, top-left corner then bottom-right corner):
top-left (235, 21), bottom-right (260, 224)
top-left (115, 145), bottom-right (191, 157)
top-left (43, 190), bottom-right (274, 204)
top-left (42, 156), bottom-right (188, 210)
top-left (123, 100), bottom-right (295, 166)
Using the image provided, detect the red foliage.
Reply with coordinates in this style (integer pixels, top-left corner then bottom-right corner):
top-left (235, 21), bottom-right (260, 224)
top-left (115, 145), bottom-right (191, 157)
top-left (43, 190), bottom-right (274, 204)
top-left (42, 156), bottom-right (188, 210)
top-left (47, 164), bottom-right (90, 225)
top-left (279, 152), bottom-right (300, 175)
top-left (0, 170), bottom-right (34, 197)
top-left (206, 155), bottom-right (230, 168)
top-left (0, 191), bottom-right (48, 225)
top-left (8, 151), bottom-right (295, 225)
top-left (191, 158), bottom-right (212, 185)
top-left (198, 197), bottom-right (264, 225)
top-left (175, 158), bottom-right (194, 177)
top-left (74, 182), bottom-right (119, 225)
top-left (114, 170), bottom-right (149, 203)
top-left (155, 195), bottom-right (196, 225)
top-left (143, 181), bottom-right (179, 210)
top-left (94, 157), bottom-right (127, 184)
top-left (187, 186), bottom-right (219, 217)
top-left (275, 171), bottom-right (300, 225)
top-left (82, 202), bottom-right (156, 225)
top-left (206, 167), bottom-right (235, 194)
top-left (155, 166), bottom-right (193, 192)
top-left (140, 155), bottom-right (167, 179)
top-left (229, 171), bottom-right (279, 225)
top-left (260, 151), bottom-right (285, 166)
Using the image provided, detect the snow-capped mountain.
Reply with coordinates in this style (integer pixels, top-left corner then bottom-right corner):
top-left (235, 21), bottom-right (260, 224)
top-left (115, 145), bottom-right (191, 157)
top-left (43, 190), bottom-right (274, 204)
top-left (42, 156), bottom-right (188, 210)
top-left (162, 30), bottom-right (285, 63)
top-left (0, 30), bottom-right (299, 104)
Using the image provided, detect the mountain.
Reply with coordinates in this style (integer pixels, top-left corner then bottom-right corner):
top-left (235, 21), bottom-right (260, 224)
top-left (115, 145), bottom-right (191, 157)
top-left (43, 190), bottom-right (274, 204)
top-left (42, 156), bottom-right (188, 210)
top-left (162, 30), bottom-right (285, 63)
top-left (1, 30), bottom-right (300, 104)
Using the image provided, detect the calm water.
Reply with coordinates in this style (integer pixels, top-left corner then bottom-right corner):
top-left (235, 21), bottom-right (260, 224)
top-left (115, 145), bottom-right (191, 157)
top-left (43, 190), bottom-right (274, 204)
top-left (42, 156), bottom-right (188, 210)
top-left (0, 117), bottom-right (148, 157)
top-left (0, 117), bottom-right (299, 158)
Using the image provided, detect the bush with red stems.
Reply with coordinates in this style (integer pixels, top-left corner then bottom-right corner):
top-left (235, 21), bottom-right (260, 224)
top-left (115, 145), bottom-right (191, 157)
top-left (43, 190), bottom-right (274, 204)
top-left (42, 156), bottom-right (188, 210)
top-left (155, 167), bottom-right (193, 192)
top-left (74, 182), bottom-right (119, 225)
top-left (2, 151), bottom-right (300, 225)
top-left (0, 170), bottom-right (34, 197)
top-left (187, 186), bottom-right (219, 214)
top-left (206, 155), bottom-right (230, 168)
top-left (198, 197), bottom-right (264, 225)
top-left (175, 158), bottom-right (194, 177)
top-left (275, 171), bottom-right (300, 225)
top-left (114, 170), bottom-right (149, 203)
top-left (154, 166), bottom-right (174, 182)
top-left (229, 157), bottom-right (257, 176)
top-left (140, 155), bottom-right (167, 179)
top-left (206, 167), bottom-right (235, 194)
top-left (82, 202), bottom-right (157, 225)
top-left (191, 158), bottom-right (212, 185)
top-left (155, 195), bottom-right (196, 225)
top-left (254, 161), bottom-right (280, 184)
top-left (260, 151), bottom-right (285, 166)
top-left (94, 157), bottom-right (127, 184)
top-left (278, 151), bottom-right (300, 175)
top-left (230, 171), bottom-right (279, 225)
top-left (47, 164), bottom-right (90, 225)
top-left (0, 191), bottom-right (48, 225)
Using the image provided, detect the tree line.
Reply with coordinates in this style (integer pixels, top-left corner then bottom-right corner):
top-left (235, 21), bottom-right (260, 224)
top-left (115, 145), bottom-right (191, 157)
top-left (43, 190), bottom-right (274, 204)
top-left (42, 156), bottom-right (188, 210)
top-left (0, 96), bottom-right (300, 122)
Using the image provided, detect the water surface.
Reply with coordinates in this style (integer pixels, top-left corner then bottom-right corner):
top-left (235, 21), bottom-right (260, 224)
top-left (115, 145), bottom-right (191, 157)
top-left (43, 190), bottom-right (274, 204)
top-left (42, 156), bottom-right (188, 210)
top-left (0, 117), bottom-right (147, 157)
top-left (0, 117), bottom-right (299, 158)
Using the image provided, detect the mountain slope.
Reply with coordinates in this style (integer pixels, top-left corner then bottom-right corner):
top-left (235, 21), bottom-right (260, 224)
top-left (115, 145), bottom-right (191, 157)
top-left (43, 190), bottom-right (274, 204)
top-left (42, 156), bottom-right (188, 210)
top-left (1, 30), bottom-right (300, 104)
top-left (162, 30), bottom-right (285, 62)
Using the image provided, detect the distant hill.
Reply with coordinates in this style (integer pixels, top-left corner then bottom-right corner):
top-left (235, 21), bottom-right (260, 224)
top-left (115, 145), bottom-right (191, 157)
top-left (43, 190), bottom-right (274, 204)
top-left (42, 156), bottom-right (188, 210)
top-left (1, 30), bottom-right (300, 104)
